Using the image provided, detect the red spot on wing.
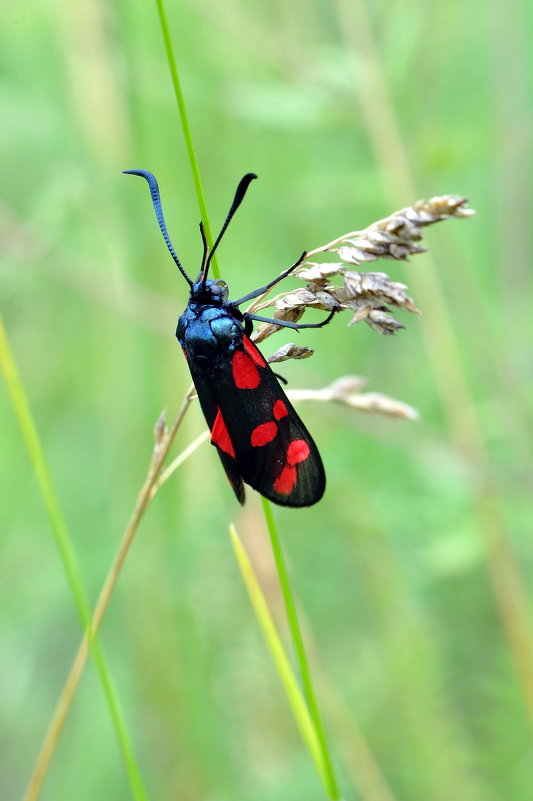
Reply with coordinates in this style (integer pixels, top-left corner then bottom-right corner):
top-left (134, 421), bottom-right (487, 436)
top-left (243, 336), bottom-right (266, 367)
top-left (272, 440), bottom-right (311, 496)
top-left (211, 408), bottom-right (235, 458)
top-left (286, 439), bottom-right (311, 465)
top-left (250, 421), bottom-right (278, 447)
top-left (232, 350), bottom-right (260, 389)
top-left (273, 400), bottom-right (288, 420)
top-left (273, 466), bottom-right (298, 495)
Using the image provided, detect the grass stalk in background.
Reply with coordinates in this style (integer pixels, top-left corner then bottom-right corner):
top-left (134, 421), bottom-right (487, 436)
top-left (20, 385), bottom-right (197, 800)
top-left (334, 0), bottom-right (533, 727)
top-left (0, 316), bottom-right (149, 801)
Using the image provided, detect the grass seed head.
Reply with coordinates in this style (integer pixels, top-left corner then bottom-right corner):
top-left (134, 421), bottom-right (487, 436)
top-left (250, 194), bottom-right (473, 351)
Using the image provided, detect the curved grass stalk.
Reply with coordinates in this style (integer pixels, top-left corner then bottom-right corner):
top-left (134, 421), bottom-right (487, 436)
top-left (19, 386), bottom-right (197, 800)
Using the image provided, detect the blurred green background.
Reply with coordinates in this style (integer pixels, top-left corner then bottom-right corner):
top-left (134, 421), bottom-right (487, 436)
top-left (1, 0), bottom-right (532, 799)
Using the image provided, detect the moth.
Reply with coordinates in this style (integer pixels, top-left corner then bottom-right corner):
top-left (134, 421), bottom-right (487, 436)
top-left (125, 170), bottom-right (336, 506)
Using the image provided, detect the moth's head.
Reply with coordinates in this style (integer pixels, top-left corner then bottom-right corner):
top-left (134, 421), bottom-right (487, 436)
top-left (191, 277), bottom-right (229, 304)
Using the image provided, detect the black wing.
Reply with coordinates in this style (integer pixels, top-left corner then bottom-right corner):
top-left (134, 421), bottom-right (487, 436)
top-left (207, 335), bottom-right (325, 507)
top-left (184, 352), bottom-right (245, 504)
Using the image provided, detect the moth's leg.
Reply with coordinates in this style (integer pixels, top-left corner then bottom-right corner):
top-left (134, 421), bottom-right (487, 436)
top-left (243, 306), bottom-right (338, 331)
top-left (232, 251), bottom-right (308, 306)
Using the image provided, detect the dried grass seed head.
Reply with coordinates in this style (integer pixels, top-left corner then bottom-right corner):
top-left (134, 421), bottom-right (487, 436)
top-left (251, 194), bottom-right (474, 352)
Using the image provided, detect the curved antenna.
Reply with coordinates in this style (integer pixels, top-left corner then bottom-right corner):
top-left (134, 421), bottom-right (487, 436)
top-left (199, 221), bottom-right (209, 276)
top-left (123, 169), bottom-right (193, 287)
top-left (202, 172), bottom-right (257, 289)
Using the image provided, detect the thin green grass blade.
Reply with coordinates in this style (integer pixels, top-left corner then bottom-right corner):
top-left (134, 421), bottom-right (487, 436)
top-left (0, 316), bottom-right (149, 801)
top-left (261, 498), bottom-right (341, 799)
top-left (230, 525), bottom-right (342, 799)
top-left (154, 0), bottom-right (220, 279)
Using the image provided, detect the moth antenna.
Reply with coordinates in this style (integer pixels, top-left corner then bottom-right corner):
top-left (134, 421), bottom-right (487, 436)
top-left (199, 221), bottom-right (209, 275)
top-left (202, 172), bottom-right (257, 288)
top-left (123, 169), bottom-right (193, 287)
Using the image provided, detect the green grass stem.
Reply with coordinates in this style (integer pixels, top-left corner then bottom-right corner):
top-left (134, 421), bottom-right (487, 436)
top-left (262, 498), bottom-right (341, 799)
top-left (0, 316), bottom-right (149, 801)
top-left (154, 0), bottom-right (220, 279)
top-left (20, 386), bottom-right (196, 801)
top-left (230, 526), bottom-right (342, 799)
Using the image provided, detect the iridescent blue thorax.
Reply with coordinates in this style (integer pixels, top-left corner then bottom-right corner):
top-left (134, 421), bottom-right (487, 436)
top-left (176, 278), bottom-right (243, 361)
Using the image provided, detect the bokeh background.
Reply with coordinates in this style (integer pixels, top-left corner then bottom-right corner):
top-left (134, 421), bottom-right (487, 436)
top-left (1, 0), bottom-right (532, 799)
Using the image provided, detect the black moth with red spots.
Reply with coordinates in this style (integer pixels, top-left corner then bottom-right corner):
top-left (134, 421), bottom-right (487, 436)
top-left (185, 327), bottom-right (323, 506)
top-left (124, 169), bottom-right (337, 507)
